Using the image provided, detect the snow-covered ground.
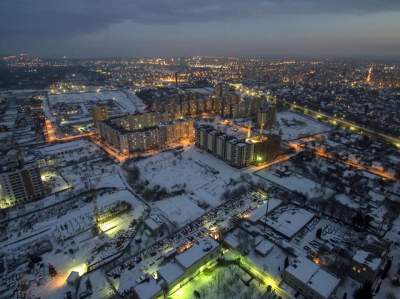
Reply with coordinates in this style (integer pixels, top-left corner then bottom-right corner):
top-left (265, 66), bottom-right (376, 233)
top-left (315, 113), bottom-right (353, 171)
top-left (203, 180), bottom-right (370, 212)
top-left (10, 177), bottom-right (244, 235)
top-left (2, 188), bottom-right (146, 299)
top-left (256, 164), bottom-right (335, 199)
top-left (137, 146), bottom-right (242, 208)
top-left (153, 195), bottom-right (205, 227)
top-left (277, 111), bottom-right (331, 140)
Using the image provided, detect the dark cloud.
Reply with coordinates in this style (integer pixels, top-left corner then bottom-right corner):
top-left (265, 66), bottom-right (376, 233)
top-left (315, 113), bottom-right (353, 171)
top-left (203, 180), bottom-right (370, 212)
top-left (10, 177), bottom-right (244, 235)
top-left (1, 0), bottom-right (400, 38)
top-left (1, 1), bottom-right (400, 57)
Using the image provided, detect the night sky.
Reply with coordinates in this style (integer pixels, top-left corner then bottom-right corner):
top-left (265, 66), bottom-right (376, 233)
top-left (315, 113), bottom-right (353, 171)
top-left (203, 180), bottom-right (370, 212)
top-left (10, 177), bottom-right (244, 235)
top-left (1, 0), bottom-right (400, 58)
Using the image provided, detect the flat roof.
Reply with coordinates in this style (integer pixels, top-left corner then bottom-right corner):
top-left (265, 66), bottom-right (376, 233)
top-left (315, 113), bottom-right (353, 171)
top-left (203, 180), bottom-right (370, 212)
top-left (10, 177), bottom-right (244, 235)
top-left (255, 239), bottom-right (274, 256)
top-left (308, 267), bottom-right (340, 298)
top-left (175, 236), bottom-right (219, 269)
top-left (262, 207), bottom-right (314, 239)
top-left (133, 277), bottom-right (161, 299)
top-left (286, 257), bottom-right (340, 299)
top-left (158, 262), bottom-right (185, 285)
top-left (353, 250), bottom-right (382, 271)
top-left (248, 198), bottom-right (282, 223)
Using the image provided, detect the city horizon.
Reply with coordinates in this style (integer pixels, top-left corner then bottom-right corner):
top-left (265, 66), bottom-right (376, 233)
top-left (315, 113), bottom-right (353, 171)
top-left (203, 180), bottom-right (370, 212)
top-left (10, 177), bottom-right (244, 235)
top-left (1, 1), bottom-right (400, 58)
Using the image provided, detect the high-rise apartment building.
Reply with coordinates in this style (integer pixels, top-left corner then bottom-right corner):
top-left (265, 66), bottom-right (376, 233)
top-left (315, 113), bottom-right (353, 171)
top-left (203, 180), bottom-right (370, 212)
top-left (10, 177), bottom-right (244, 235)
top-left (257, 104), bottom-right (277, 131)
top-left (96, 112), bottom-right (194, 153)
top-left (0, 159), bottom-right (45, 208)
top-left (195, 124), bottom-right (280, 168)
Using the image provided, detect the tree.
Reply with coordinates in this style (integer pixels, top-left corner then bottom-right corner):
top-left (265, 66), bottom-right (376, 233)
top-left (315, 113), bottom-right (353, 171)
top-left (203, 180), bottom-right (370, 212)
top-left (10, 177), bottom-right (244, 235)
top-left (85, 278), bottom-right (92, 290)
top-left (284, 256), bottom-right (289, 268)
top-left (127, 165), bottom-right (140, 185)
top-left (354, 281), bottom-right (373, 299)
top-left (48, 264), bottom-right (57, 277)
top-left (381, 259), bottom-right (392, 280)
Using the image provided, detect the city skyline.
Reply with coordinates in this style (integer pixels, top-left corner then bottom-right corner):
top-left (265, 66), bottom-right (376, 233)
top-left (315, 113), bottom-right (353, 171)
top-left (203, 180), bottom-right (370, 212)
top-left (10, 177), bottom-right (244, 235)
top-left (1, 0), bottom-right (400, 58)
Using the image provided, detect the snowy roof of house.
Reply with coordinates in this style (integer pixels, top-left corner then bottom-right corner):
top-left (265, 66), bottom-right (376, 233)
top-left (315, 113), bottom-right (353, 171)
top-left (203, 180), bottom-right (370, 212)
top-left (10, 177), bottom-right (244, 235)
top-left (352, 250), bottom-right (382, 271)
top-left (175, 236), bottom-right (219, 269)
top-left (286, 257), bottom-right (340, 299)
top-left (144, 216), bottom-right (163, 231)
top-left (308, 266), bottom-right (341, 298)
top-left (368, 191), bottom-right (385, 202)
top-left (133, 277), bottom-right (162, 299)
top-left (37, 140), bottom-right (88, 155)
top-left (286, 257), bottom-right (319, 284)
top-left (158, 262), bottom-right (185, 286)
top-left (224, 230), bottom-right (241, 249)
top-left (255, 239), bottom-right (274, 256)
top-left (262, 208), bottom-right (315, 239)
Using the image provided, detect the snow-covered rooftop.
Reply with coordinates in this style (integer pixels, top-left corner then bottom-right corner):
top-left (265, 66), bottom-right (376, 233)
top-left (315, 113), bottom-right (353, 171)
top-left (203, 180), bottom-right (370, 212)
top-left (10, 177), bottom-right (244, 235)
top-left (248, 198), bottom-right (282, 223)
top-left (133, 277), bottom-right (162, 299)
top-left (255, 239), bottom-right (274, 256)
top-left (175, 236), bottom-right (219, 269)
top-left (352, 250), bottom-right (382, 271)
top-left (285, 257), bottom-right (340, 299)
top-left (158, 262), bottom-right (185, 285)
top-left (262, 207), bottom-right (315, 239)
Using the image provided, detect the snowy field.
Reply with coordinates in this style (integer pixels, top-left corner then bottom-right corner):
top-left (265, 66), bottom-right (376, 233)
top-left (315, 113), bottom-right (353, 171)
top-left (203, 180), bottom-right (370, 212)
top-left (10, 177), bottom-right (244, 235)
top-left (277, 111), bottom-right (331, 140)
top-left (136, 146), bottom-right (242, 209)
top-left (166, 264), bottom-right (277, 299)
top-left (256, 164), bottom-right (335, 199)
top-left (60, 159), bottom-right (122, 190)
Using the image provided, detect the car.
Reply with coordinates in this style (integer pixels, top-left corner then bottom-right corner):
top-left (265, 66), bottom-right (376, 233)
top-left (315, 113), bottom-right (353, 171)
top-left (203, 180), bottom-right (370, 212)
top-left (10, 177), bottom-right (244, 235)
top-left (135, 256), bottom-right (142, 263)
top-left (128, 262), bottom-right (135, 270)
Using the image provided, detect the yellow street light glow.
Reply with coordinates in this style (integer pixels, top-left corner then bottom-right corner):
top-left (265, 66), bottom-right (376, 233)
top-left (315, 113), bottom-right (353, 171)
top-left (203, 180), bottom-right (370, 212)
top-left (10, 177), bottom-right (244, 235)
top-left (68, 263), bottom-right (87, 276)
top-left (41, 171), bottom-right (57, 182)
top-left (97, 218), bottom-right (121, 237)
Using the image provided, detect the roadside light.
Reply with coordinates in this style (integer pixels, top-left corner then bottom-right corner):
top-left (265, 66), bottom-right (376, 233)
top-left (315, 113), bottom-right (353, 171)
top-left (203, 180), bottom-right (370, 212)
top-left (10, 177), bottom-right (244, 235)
top-left (68, 263), bottom-right (87, 277)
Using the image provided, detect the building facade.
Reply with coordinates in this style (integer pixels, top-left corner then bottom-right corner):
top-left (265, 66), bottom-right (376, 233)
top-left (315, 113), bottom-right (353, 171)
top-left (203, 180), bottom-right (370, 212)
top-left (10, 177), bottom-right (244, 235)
top-left (195, 124), bottom-right (280, 168)
top-left (0, 163), bottom-right (45, 208)
top-left (257, 104), bottom-right (277, 130)
top-left (96, 112), bottom-right (194, 153)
